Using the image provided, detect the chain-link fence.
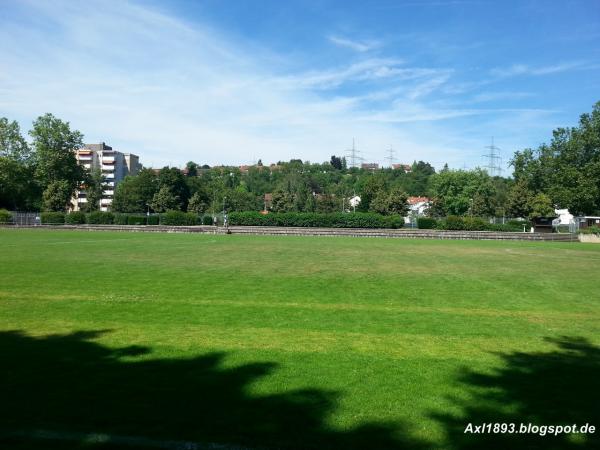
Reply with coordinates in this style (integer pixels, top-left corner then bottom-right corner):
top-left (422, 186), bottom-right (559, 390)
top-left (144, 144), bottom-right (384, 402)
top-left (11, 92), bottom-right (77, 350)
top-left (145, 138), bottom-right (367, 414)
top-left (10, 212), bottom-right (41, 226)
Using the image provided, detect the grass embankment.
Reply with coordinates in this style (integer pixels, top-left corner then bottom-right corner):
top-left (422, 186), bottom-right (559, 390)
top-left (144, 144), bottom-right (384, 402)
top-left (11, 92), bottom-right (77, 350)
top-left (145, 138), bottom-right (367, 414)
top-left (0, 229), bottom-right (598, 449)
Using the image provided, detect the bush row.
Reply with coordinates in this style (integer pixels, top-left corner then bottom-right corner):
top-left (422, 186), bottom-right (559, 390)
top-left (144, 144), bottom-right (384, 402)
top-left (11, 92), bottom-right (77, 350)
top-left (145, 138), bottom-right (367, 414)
top-left (40, 211), bottom-right (214, 226)
top-left (417, 216), bottom-right (525, 232)
top-left (0, 209), bottom-right (12, 224)
top-left (228, 211), bottom-right (404, 229)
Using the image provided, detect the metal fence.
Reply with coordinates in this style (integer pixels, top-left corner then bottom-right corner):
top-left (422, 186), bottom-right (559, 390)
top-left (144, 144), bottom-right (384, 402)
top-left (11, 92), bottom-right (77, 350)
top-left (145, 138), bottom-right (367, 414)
top-left (10, 212), bottom-right (41, 226)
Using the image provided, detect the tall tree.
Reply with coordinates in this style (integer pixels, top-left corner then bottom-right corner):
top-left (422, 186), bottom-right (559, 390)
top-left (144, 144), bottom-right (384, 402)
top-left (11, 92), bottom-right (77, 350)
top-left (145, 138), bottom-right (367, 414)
top-left (0, 118), bottom-right (38, 209)
top-left (29, 114), bottom-right (85, 210)
top-left (112, 169), bottom-right (159, 212)
top-left (428, 169), bottom-right (496, 216)
top-left (0, 118), bottom-right (30, 161)
top-left (511, 101), bottom-right (600, 215)
top-left (150, 185), bottom-right (182, 212)
top-left (42, 180), bottom-right (74, 212)
top-left (185, 161), bottom-right (199, 177)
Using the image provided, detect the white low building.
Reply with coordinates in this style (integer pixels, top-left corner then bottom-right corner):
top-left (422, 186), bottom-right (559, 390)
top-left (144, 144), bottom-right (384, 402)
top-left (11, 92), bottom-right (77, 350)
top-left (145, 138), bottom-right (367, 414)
top-left (555, 208), bottom-right (574, 225)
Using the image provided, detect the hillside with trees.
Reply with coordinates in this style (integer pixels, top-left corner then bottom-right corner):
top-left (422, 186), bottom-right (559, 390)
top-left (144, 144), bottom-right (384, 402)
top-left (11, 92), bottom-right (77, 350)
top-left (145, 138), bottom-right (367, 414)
top-left (1, 102), bottom-right (599, 219)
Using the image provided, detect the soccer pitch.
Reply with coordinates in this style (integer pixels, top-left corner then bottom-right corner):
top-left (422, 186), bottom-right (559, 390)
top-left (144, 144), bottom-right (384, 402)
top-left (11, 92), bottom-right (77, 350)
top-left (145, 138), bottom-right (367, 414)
top-left (1, 229), bottom-right (598, 449)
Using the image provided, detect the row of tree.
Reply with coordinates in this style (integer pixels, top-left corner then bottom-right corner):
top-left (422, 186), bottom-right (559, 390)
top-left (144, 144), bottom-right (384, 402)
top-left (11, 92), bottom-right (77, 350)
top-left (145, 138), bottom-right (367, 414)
top-left (0, 114), bottom-right (102, 212)
top-left (1, 102), bottom-right (598, 217)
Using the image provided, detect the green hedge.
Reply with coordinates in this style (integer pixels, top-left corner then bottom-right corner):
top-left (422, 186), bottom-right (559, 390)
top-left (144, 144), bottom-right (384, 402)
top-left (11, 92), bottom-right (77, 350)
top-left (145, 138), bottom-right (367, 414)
top-left (433, 216), bottom-right (524, 232)
top-left (114, 214), bottom-right (129, 225)
top-left (0, 209), bottom-right (12, 224)
top-left (41, 212), bottom-right (65, 224)
top-left (147, 215), bottom-right (160, 225)
top-left (202, 215), bottom-right (214, 225)
top-left (417, 217), bottom-right (437, 229)
top-left (127, 215), bottom-right (147, 225)
top-left (228, 212), bottom-right (403, 229)
top-left (160, 210), bottom-right (199, 226)
top-left (86, 211), bottom-right (114, 224)
top-left (65, 211), bottom-right (86, 224)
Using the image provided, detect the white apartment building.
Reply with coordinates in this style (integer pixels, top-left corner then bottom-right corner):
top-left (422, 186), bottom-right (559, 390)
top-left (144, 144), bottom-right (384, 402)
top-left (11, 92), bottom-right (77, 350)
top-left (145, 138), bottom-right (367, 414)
top-left (74, 142), bottom-right (142, 211)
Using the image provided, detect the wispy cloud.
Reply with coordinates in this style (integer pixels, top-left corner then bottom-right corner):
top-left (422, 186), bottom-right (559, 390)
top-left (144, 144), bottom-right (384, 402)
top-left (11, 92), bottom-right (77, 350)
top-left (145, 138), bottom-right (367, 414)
top-left (273, 59), bottom-right (451, 90)
top-left (490, 61), bottom-right (590, 77)
top-left (0, 0), bottom-right (569, 170)
top-left (328, 35), bottom-right (379, 52)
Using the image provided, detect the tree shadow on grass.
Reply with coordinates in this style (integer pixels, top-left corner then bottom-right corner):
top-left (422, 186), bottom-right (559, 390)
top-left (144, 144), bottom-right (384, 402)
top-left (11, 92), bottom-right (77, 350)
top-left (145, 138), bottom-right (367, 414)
top-left (434, 336), bottom-right (599, 450)
top-left (0, 330), bottom-right (427, 450)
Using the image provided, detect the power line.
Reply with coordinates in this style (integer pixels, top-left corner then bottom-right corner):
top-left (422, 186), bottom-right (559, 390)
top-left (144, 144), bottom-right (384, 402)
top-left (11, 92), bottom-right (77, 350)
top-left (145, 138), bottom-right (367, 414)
top-left (482, 137), bottom-right (503, 176)
top-left (345, 138), bottom-right (363, 168)
top-left (384, 145), bottom-right (396, 168)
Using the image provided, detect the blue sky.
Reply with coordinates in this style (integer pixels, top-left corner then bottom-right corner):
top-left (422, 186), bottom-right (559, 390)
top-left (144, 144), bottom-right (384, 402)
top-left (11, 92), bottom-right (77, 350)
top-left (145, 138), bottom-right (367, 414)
top-left (1, 0), bottom-right (599, 171)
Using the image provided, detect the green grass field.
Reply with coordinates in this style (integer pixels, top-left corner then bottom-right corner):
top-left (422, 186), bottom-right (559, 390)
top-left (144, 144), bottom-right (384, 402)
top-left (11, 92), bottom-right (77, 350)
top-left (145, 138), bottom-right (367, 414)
top-left (1, 229), bottom-right (598, 449)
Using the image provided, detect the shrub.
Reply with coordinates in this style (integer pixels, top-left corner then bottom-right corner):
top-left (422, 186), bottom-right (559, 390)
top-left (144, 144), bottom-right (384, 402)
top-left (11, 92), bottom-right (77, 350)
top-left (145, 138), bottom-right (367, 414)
top-left (185, 212), bottom-right (199, 226)
top-left (462, 217), bottom-right (488, 231)
top-left (160, 210), bottom-right (190, 226)
top-left (127, 215), bottom-right (147, 225)
top-left (41, 211), bottom-right (65, 224)
top-left (0, 209), bottom-right (12, 224)
top-left (227, 212), bottom-right (403, 229)
top-left (147, 215), bottom-right (159, 225)
top-left (202, 215), bottom-right (214, 225)
top-left (581, 225), bottom-right (600, 235)
top-left (442, 215), bottom-right (465, 230)
top-left (65, 211), bottom-right (86, 224)
top-left (114, 214), bottom-right (129, 225)
top-left (417, 217), bottom-right (437, 229)
top-left (487, 223), bottom-right (522, 232)
top-left (86, 211), bottom-right (115, 224)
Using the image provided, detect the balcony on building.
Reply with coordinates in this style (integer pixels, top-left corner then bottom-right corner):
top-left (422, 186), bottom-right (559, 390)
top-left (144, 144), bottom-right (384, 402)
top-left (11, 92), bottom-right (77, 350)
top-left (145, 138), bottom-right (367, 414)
top-left (102, 156), bottom-right (115, 163)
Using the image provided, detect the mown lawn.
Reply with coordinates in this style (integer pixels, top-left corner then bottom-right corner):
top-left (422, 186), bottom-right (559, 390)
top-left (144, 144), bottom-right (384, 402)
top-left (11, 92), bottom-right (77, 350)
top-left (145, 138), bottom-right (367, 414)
top-left (0, 229), bottom-right (598, 449)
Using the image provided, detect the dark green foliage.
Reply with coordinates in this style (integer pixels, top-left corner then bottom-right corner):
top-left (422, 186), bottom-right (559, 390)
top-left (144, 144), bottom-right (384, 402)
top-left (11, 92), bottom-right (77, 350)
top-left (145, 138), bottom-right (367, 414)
top-left (441, 216), bottom-right (466, 230)
top-left (428, 169), bottom-right (497, 217)
top-left (114, 214), bottom-right (129, 225)
top-left (80, 169), bottom-right (104, 213)
top-left (435, 217), bottom-right (525, 232)
top-left (42, 180), bottom-right (74, 212)
top-left (417, 217), bottom-right (438, 229)
top-left (228, 212), bottom-right (403, 229)
top-left (151, 185), bottom-right (182, 213)
top-left (30, 113), bottom-right (84, 203)
top-left (112, 169), bottom-right (158, 213)
top-left (202, 215), bottom-right (214, 225)
top-left (147, 215), bottom-right (160, 225)
top-left (127, 215), bottom-right (147, 225)
top-left (511, 101), bottom-right (600, 215)
top-left (86, 211), bottom-right (115, 224)
top-left (0, 209), bottom-right (12, 224)
top-left (580, 225), bottom-right (600, 235)
top-left (40, 211), bottom-right (65, 224)
top-left (487, 221), bottom-right (527, 232)
top-left (65, 211), bottom-right (86, 224)
top-left (160, 210), bottom-right (198, 226)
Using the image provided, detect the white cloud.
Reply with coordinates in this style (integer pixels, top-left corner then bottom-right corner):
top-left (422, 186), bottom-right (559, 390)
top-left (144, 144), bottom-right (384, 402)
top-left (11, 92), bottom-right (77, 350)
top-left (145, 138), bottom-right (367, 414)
top-left (328, 35), bottom-right (379, 52)
top-left (490, 61), bottom-right (589, 78)
top-left (0, 0), bottom-right (562, 170)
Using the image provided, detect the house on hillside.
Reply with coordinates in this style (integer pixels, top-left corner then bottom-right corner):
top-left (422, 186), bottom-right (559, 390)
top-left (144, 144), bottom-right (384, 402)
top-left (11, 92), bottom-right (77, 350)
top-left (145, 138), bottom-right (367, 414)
top-left (405, 196), bottom-right (430, 225)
